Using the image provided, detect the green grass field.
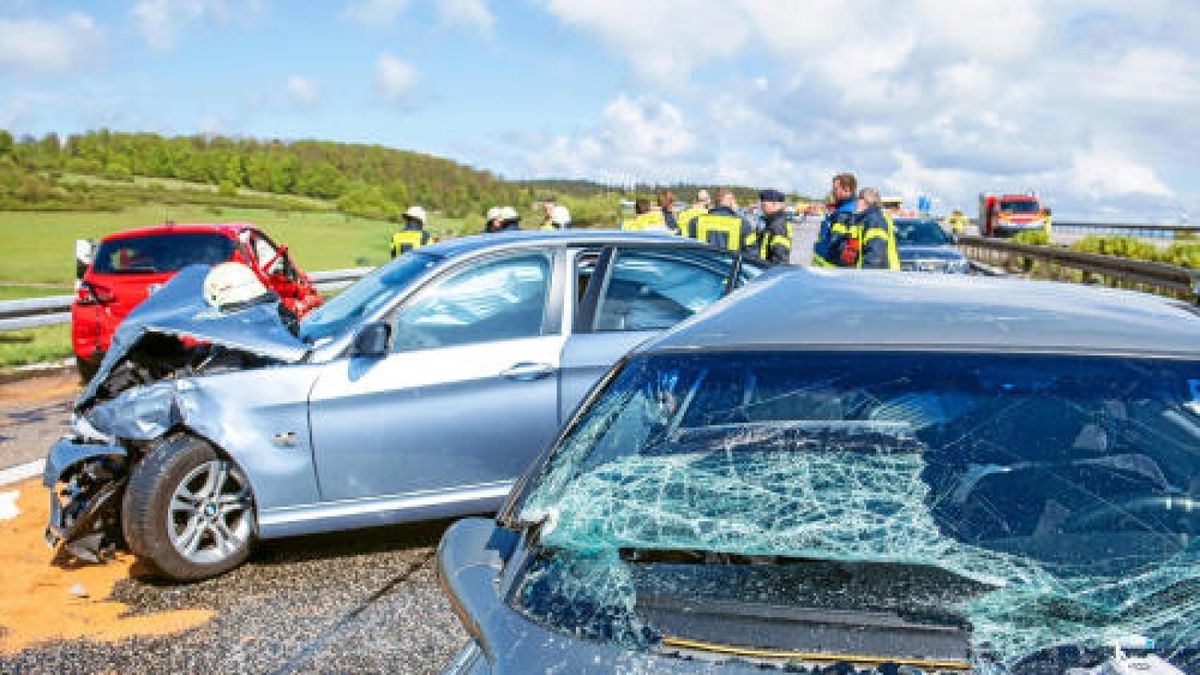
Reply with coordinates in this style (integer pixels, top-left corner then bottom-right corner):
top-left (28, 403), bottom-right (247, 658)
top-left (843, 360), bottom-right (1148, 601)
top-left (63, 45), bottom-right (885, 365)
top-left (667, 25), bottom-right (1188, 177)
top-left (0, 204), bottom-right (479, 288)
top-left (0, 201), bottom-right (480, 368)
top-left (0, 324), bottom-right (72, 368)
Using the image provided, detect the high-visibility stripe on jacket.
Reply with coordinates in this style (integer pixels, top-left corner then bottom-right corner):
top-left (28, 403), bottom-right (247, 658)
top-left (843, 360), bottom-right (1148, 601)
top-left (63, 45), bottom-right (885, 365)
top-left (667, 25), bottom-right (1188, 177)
top-left (622, 212), bottom-right (667, 232)
top-left (676, 207), bottom-right (707, 234)
top-left (860, 213), bottom-right (900, 270)
top-left (391, 229), bottom-right (430, 257)
top-left (758, 219), bottom-right (794, 265)
top-left (692, 213), bottom-right (747, 252)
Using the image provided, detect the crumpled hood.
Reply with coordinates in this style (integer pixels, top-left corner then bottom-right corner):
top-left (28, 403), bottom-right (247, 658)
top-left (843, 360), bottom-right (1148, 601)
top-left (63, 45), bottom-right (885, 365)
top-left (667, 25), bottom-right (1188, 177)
top-left (77, 264), bottom-right (309, 408)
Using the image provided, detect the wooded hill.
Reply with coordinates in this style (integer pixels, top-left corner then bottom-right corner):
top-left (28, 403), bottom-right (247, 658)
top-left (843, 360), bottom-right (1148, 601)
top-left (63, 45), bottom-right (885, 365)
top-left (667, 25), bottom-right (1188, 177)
top-left (0, 129), bottom-right (802, 226)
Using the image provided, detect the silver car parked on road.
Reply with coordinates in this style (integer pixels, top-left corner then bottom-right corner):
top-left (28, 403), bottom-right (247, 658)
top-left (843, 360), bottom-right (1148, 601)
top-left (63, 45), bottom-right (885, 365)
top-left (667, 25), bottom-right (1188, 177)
top-left (44, 231), bottom-right (763, 581)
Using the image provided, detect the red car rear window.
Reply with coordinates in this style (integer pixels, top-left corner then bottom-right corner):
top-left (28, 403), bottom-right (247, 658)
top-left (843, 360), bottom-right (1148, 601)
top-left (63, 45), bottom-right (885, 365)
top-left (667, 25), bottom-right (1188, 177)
top-left (92, 233), bottom-right (237, 275)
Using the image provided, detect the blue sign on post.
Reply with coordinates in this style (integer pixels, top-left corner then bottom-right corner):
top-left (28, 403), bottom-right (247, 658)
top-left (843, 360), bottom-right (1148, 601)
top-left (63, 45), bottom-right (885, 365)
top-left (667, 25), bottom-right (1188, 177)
top-left (917, 194), bottom-right (931, 215)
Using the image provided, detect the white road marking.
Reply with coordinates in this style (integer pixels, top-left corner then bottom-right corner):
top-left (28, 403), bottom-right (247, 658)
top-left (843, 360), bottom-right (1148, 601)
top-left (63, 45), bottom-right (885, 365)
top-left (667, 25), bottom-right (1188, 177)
top-left (0, 490), bottom-right (19, 520)
top-left (0, 458), bottom-right (45, 487)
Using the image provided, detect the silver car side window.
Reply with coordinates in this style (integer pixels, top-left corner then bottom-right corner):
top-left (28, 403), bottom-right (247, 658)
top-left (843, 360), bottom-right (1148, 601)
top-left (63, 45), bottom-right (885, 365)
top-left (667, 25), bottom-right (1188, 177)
top-left (593, 250), bottom-right (727, 332)
top-left (390, 251), bottom-right (552, 351)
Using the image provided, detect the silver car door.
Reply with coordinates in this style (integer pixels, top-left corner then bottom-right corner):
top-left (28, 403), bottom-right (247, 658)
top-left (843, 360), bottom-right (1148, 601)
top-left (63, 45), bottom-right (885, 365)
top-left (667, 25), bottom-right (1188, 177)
top-left (558, 246), bottom-right (735, 421)
top-left (308, 248), bottom-right (566, 502)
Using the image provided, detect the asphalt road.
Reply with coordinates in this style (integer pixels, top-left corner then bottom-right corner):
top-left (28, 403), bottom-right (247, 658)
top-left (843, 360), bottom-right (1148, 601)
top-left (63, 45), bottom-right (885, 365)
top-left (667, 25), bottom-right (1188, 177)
top-left (0, 372), bottom-right (467, 675)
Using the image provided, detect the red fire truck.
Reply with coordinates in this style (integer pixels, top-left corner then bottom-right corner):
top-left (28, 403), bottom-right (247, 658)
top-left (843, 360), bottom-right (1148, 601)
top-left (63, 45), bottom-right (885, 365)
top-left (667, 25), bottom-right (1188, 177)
top-left (978, 191), bottom-right (1050, 237)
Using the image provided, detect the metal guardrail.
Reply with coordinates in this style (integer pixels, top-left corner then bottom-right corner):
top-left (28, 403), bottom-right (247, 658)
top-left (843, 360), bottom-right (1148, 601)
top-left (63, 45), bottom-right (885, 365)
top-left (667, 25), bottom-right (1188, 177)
top-left (1052, 221), bottom-right (1200, 241)
top-left (957, 235), bottom-right (1200, 303)
top-left (0, 267), bottom-right (373, 332)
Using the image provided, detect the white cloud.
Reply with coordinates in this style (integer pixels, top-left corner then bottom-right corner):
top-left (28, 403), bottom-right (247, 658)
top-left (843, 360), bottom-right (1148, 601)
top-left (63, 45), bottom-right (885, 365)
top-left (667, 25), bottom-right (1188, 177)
top-left (376, 53), bottom-right (418, 105)
top-left (519, 1), bottom-right (1200, 219)
top-left (1068, 143), bottom-right (1174, 200)
top-left (0, 12), bottom-right (106, 75)
top-left (286, 75), bottom-right (318, 107)
top-left (540, 0), bottom-right (749, 86)
top-left (131, 0), bottom-right (262, 52)
top-left (437, 0), bottom-right (494, 35)
top-left (346, 0), bottom-right (493, 35)
top-left (344, 0), bottom-right (409, 27)
top-left (1085, 48), bottom-right (1200, 104)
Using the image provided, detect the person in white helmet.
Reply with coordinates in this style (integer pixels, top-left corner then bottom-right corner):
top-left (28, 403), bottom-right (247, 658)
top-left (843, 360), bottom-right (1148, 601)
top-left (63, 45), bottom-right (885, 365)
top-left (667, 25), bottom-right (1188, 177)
top-left (488, 206), bottom-right (521, 233)
top-left (390, 205), bottom-right (432, 257)
top-left (541, 205), bottom-right (572, 230)
top-left (203, 262), bottom-right (272, 310)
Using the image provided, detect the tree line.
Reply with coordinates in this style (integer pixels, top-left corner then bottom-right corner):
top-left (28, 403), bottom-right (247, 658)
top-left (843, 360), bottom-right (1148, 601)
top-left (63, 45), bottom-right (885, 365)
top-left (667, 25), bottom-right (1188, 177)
top-left (0, 129), bottom-right (796, 225)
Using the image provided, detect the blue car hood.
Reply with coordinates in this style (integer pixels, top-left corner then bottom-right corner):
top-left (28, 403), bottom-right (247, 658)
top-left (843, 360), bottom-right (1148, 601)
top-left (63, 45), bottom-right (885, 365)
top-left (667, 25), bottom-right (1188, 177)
top-left (78, 264), bottom-right (309, 408)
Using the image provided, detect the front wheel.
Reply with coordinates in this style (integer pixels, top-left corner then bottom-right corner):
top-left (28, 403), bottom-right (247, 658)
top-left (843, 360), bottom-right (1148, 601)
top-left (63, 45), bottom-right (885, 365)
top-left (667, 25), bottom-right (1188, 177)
top-left (122, 434), bottom-right (256, 581)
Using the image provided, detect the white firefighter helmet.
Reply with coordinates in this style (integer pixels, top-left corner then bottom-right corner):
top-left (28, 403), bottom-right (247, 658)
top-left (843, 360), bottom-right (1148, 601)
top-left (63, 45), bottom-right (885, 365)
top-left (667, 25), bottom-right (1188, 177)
top-left (203, 262), bottom-right (268, 309)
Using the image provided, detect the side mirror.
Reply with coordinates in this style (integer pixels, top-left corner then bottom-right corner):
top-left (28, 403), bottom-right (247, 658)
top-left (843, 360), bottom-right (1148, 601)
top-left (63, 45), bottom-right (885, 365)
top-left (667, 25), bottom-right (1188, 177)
top-left (353, 322), bottom-right (391, 357)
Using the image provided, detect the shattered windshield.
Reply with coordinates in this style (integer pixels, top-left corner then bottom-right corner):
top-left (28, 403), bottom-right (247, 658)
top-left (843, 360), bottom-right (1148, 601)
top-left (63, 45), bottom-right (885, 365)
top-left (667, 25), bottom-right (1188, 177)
top-left (515, 351), bottom-right (1200, 671)
top-left (298, 252), bottom-right (440, 344)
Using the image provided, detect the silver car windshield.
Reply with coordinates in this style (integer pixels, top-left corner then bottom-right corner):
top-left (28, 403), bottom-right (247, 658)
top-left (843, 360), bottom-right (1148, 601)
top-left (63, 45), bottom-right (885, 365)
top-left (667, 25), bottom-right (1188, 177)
top-left (298, 252), bottom-right (440, 344)
top-left (516, 351), bottom-right (1200, 667)
top-left (894, 220), bottom-right (951, 246)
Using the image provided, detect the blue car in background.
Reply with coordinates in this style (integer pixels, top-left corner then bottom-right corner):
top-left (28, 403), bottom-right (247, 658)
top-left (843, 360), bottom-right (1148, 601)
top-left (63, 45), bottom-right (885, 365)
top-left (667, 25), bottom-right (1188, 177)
top-left (43, 231), bottom-right (763, 581)
top-left (894, 218), bottom-right (971, 273)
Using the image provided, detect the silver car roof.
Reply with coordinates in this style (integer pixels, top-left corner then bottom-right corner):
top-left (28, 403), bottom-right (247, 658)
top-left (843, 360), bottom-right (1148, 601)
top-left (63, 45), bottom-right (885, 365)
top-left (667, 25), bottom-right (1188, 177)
top-left (420, 230), bottom-right (706, 258)
top-left (641, 268), bottom-right (1200, 358)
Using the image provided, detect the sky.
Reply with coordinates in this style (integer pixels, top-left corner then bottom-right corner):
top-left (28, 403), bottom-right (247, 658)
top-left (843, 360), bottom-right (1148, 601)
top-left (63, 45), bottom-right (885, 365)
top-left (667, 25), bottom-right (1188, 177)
top-left (1, 0), bottom-right (1198, 221)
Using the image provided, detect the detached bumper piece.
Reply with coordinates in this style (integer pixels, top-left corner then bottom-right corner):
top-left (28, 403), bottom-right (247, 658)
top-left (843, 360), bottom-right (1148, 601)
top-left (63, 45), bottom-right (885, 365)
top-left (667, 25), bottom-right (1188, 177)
top-left (43, 437), bottom-right (129, 563)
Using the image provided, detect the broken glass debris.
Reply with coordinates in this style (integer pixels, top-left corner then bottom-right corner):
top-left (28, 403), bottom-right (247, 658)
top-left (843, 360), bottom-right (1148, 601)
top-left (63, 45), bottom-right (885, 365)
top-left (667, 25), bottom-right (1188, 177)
top-left (515, 351), bottom-right (1200, 671)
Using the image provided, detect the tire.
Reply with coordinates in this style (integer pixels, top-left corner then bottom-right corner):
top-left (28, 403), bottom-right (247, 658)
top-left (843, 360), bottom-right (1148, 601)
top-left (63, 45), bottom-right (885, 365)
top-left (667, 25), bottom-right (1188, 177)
top-left (121, 434), bottom-right (256, 582)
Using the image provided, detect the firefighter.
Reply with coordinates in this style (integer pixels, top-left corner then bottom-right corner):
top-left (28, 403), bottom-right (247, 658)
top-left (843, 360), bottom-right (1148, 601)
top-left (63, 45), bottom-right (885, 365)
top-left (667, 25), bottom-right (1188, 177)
top-left (1041, 207), bottom-right (1053, 237)
top-left (945, 208), bottom-right (969, 235)
top-left (541, 205), bottom-right (572, 230)
top-left (493, 206), bottom-right (522, 232)
top-left (676, 189), bottom-right (711, 232)
top-left (658, 190), bottom-right (680, 233)
top-left (483, 206), bottom-right (503, 233)
top-left (757, 189), bottom-right (793, 266)
top-left (855, 188), bottom-right (900, 270)
top-left (539, 199), bottom-right (557, 229)
top-left (813, 173), bottom-right (859, 267)
top-left (623, 198), bottom-right (668, 231)
top-left (390, 205), bottom-right (431, 258)
top-left (685, 188), bottom-right (755, 253)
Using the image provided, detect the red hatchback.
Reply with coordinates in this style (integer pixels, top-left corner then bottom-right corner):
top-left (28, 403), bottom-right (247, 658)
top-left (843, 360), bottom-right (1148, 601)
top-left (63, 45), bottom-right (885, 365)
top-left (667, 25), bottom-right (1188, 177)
top-left (72, 222), bottom-right (322, 380)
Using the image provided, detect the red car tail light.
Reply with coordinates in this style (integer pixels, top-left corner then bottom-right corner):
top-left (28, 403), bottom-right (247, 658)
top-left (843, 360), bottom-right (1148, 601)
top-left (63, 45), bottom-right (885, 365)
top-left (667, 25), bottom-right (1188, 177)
top-left (76, 281), bottom-right (116, 306)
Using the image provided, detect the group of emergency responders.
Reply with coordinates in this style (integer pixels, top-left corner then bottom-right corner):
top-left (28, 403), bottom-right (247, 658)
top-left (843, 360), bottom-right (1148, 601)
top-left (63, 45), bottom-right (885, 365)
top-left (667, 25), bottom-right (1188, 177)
top-left (621, 173), bottom-right (900, 270)
top-left (389, 172), bottom-right (900, 271)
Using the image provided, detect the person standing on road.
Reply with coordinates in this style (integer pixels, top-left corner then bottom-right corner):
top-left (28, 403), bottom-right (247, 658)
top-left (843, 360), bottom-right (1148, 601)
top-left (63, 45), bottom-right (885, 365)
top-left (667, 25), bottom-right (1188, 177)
top-left (541, 205), bottom-right (572, 230)
top-left (539, 199), bottom-right (558, 230)
top-left (677, 189), bottom-right (711, 233)
top-left (623, 198), bottom-right (668, 231)
top-left (483, 206), bottom-right (503, 233)
top-left (813, 173), bottom-right (859, 267)
top-left (757, 189), bottom-right (793, 266)
top-left (494, 206), bottom-right (522, 232)
top-left (658, 190), bottom-right (679, 233)
top-left (855, 188), bottom-right (900, 270)
top-left (685, 188), bottom-right (755, 253)
top-left (390, 205), bottom-right (432, 258)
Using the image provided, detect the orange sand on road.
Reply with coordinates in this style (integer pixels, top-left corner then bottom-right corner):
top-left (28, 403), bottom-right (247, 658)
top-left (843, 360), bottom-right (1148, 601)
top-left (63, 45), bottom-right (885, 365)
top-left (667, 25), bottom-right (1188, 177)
top-left (0, 370), bottom-right (80, 407)
top-left (0, 478), bottom-right (214, 653)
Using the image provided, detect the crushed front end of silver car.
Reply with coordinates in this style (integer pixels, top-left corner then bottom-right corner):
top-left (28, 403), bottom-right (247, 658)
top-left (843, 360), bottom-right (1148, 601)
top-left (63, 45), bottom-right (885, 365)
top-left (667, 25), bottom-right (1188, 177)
top-left (44, 264), bottom-right (307, 562)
